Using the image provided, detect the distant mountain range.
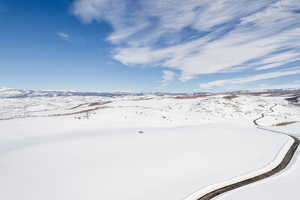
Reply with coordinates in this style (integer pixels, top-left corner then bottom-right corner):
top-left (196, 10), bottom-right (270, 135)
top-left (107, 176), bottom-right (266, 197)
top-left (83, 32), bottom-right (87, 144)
top-left (230, 88), bottom-right (300, 94)
top-left (0, 88), bottom-right (142, 98)
top-left (0, 87), bottom-right (299, 99)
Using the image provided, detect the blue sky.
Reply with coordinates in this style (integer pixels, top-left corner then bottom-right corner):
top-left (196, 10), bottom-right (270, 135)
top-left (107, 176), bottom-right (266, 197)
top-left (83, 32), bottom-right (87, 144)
top-left (0, 0), bottom-right (300, 92)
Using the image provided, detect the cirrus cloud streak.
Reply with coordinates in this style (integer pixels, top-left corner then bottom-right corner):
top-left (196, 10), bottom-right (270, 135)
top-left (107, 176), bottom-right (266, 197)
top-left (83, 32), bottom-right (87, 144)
top-left (72, 0), bottom-right (300, 86)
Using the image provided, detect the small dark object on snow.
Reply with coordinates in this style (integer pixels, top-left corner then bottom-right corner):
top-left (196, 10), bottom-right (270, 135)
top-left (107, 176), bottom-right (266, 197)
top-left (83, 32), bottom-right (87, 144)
top-left (138, 131), bottom-right (144, 134)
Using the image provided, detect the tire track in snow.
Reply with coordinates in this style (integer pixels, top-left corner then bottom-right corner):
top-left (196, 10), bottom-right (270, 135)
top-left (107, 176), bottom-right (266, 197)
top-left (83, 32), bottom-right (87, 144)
top-left (192, 104), bottom-right (299, 200)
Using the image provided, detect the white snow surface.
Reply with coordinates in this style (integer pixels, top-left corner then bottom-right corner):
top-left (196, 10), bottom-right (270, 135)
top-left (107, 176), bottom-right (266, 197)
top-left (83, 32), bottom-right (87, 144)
top-left (0, 94), bottom-right (300, 200)
top-left (219, 124), bottom-right (300, 200)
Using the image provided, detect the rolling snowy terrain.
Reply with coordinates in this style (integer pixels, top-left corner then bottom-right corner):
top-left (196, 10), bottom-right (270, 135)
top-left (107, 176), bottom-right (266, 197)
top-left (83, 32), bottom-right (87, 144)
top-left (0, 88), bottom-right (299, 200)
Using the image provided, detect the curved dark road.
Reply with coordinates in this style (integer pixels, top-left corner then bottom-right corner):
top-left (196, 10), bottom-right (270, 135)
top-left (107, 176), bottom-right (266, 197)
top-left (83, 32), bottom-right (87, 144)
top-left (195, 104), bottom-right (299, 200)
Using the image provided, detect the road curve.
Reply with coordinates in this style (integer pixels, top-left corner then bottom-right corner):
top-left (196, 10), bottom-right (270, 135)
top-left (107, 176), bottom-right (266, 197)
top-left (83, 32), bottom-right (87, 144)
top-left (197, 137), bottom-right (299, 200)
top-left (194, 104), bottom-right (299, 200)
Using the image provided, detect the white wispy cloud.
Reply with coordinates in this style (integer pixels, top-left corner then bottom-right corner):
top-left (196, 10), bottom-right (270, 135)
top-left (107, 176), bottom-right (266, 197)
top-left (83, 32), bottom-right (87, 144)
top-left (199, 68), bottom-right (300, 89)
top-left (57, 32), bottom-right (70, 41)
top-left (72, 0), bottom-right (300, 83)
top-left (160, 70), bottom-right (176, 87)
top-left (255, 52), bottom-right (299, 70)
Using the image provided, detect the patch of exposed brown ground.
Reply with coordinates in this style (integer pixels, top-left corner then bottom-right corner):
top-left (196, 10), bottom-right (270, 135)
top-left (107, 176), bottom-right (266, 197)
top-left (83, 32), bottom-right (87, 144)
top-left (223, 95), bottom-right (239, 100)
top-left (50, 106), bottom-right (110, 117)
top-left (273, 121), bottom-right (299, 126)
top-left (130, 97), bottom-right (154, 101)
top-left (174, 95), bottom-right (210, 99)
top-left (69, 103), bottom-right (89, 110)
top-left (88, 101), bottom-right (112, 107)
top-left (69, 101), bottom-right (112, 110)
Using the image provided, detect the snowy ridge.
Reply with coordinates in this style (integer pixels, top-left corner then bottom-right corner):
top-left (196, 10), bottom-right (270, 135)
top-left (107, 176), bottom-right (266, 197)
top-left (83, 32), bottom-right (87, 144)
top-left (1, 93), bottom-right (299, 126)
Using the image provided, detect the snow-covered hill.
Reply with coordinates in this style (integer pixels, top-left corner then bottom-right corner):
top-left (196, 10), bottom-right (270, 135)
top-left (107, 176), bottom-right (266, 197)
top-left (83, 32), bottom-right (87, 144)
top-left (0, 88), bottom-right (300, 200)
top-left (0, 91), bottom-right (299, 126)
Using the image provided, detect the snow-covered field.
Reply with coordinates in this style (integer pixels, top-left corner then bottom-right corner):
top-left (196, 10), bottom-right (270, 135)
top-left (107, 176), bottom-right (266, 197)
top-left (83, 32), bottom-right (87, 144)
top-left (219, 123), bottom-right (300, 200)
top-left (0, 91), bottom-right (299, 200)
